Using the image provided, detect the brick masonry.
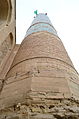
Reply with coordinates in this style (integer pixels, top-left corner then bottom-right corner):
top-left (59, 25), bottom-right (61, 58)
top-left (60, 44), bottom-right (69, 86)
top-left (0, 3), bottom-right (79, 118)
top-left (0, 31), bottom-right (79, 109)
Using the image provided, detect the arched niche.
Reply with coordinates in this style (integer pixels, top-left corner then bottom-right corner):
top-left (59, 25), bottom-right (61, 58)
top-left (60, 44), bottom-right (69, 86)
top-left (0, 0), bottom-right (12, 26)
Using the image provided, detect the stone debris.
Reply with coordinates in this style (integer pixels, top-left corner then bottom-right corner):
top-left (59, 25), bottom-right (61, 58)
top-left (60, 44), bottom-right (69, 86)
top-left (0, 99), bottom-right (79, 119)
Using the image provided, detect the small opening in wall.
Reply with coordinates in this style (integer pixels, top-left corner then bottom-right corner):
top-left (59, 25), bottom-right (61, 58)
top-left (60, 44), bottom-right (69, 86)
top-left (9, 33), bottom-right (13, 45)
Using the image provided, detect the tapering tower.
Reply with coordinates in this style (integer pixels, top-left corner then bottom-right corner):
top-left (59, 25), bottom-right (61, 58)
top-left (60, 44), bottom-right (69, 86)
top-left (0, 13), bottom-right (79, 108)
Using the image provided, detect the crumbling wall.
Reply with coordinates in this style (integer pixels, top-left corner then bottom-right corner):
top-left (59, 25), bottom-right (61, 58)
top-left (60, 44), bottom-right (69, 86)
top-left (0, 98), bottom-right (79, 119)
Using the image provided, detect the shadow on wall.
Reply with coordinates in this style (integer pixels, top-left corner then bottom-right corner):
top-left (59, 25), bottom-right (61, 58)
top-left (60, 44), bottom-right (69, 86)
top-left (0, 0), bottom-right (12, 26)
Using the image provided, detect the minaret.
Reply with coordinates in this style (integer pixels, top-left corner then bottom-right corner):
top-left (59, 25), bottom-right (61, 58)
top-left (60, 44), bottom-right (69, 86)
top-left (0, 13), bottom-right (79, 108)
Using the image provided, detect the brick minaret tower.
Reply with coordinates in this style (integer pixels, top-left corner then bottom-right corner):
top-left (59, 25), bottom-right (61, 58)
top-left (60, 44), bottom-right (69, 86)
top-left (0, 14), bottom-right (79, 118)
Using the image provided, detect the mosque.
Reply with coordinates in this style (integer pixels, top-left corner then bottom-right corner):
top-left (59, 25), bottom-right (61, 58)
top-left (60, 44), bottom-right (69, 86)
top-left (0, 0), bottom-right (79, 118)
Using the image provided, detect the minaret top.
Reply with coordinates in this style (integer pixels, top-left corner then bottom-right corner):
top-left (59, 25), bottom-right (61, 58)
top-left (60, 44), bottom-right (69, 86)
top-left (31, 13), bottom-right (52, 25)
top-left (25, 13), bottom-right (58, 37)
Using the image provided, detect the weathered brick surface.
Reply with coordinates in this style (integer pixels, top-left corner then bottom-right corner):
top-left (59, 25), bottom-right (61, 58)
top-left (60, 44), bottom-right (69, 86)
top-left (0, 31), bottom-right (79, 109)
top-left (0, 0), bottom-right (16, 70)
top-left (0, 77), bottom-right (31, 108)
top-left (0, 34), bottom-right (14, 67)
top-left (0, 99), bottom-right (79, 119)
top-left (11, 32), bottom-right (73, 68)
top-left (0, 11), bottom-right (79, 118)
top-left (0, 44), bottom-right (20, 79)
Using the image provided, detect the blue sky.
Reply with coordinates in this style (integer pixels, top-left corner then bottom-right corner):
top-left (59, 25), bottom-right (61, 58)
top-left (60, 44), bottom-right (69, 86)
top-left (16, 0), bottom-right (79, 72)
